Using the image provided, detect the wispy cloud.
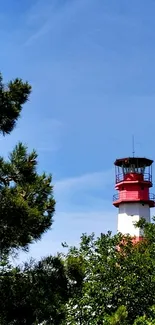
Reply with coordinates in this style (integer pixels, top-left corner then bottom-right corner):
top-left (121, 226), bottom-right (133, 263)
top-left (0, 117), bottom-right (63, 158)
top-left (24, 0), bottom-right (91, 46)
top-left (17, 167), bottom-right (116, 260)
top-left (55, 168), bottom-right (113, 193)
top-left (18, 209), bottom-right (116, 262)
top-left (53, 169), bottom-right (114, 218)
top-left (17, 168), bottom-right (115, 261)
top-left (53, 168), bottom-right (114, 217)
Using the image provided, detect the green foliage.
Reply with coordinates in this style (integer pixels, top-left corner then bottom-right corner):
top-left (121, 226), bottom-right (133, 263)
top-left (106, 306), bottom-right (128, 325)
top-left (0, 142), bottom-right (55, 255)
top-left (0, 73), bottom-right (31, 135)
top-left (0, 256), bottom-right (69, 325)
top-left (64, 226), bottom-right (155, 324)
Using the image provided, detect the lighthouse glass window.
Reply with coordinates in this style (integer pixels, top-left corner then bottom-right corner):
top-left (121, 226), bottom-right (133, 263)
top-left (123, 165), bottom-right (146, 175)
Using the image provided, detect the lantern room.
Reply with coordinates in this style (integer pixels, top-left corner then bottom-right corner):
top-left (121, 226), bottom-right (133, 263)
top-left (114, 157), bottom-right (153, 185)
top-left (113, 157), bottom-right (155, 208)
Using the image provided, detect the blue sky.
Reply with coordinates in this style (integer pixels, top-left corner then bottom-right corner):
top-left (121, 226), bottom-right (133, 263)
top-left (1, 0), bottom-right (155, 261)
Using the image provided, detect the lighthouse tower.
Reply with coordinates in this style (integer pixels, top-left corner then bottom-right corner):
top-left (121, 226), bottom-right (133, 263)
top-left (113, 157), bottom-right (155, 241)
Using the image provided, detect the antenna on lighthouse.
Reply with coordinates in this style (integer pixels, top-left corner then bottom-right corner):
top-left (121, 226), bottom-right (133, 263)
top-left (132, 135), bottom-right (135, 157)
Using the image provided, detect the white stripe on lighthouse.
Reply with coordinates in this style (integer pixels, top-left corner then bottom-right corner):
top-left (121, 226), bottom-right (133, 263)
top-left (117, 202), bottom-right (150, 237)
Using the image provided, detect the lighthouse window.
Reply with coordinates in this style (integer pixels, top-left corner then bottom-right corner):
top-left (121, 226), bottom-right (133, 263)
top-left (130, 164), bottom-right (135, 172)
top-left (140, 167), bottom-right (145, 174)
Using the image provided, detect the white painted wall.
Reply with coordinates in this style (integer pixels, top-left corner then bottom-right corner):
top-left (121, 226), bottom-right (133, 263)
top-left (118, 203), bottom-right (150, 237)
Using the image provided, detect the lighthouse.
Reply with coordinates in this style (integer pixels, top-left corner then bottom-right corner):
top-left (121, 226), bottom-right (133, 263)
top-left (113, 157), bottom-right (155, 241)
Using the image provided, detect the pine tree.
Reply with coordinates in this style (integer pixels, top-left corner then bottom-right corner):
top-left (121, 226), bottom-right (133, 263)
top-left (0, 73), bottom-right (69, 325)
top-left (0, 73), bottom-right (55, 256)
